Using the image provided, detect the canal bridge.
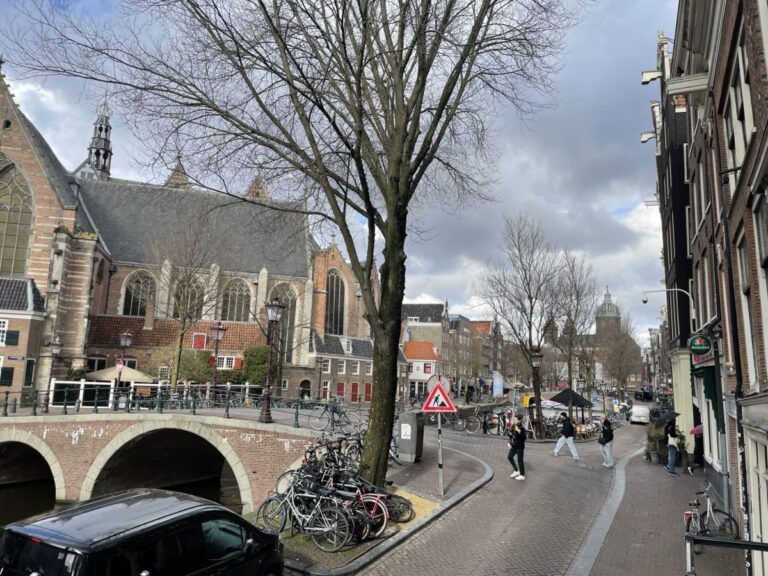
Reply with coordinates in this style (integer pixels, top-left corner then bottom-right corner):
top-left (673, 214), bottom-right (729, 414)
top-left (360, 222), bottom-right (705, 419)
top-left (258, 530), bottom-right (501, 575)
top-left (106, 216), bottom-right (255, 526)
top-left (0, 411), bottom-right (314, 521)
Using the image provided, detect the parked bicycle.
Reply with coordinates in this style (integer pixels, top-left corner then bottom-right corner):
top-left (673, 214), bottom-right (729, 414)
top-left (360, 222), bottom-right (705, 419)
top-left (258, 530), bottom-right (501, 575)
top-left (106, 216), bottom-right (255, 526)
top-left (310, 398), bottom-right (362, 433)
top-left (684, 481), bottom-right (738, 554)
top-left (425, 411), bottom-right (465, 431)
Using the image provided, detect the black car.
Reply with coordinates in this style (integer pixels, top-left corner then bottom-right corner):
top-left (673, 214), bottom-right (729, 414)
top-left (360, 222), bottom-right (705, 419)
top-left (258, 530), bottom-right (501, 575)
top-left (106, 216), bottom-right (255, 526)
top-left (0, 488), bottom-right (283, 576)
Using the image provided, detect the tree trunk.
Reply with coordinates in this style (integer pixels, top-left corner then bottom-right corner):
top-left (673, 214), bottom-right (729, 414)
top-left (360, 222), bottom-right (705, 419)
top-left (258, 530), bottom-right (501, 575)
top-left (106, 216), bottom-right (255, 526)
top-left (360, 218), bottom-right (407, 487)
top-left (169, 327), bottom-right (185, 392)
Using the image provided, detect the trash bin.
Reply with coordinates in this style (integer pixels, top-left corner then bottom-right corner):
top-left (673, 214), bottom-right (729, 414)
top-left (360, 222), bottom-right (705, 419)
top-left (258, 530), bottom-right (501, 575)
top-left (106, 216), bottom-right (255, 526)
top-left (399, 411), bottom-right (424, 463)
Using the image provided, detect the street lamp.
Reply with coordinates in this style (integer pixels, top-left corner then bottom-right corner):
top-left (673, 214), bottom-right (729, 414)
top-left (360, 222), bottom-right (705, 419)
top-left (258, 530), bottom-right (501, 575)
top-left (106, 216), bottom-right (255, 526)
top-left (115, 331), bottom-right (132, 410)
top-left (209, 322), bottom-right (227, 401)
top-left (259, 298), bottom-right (285, 423)
top-left (531, 347), bottom-right (543, 436)
top-left (641, 288), bottom-right (696, 323)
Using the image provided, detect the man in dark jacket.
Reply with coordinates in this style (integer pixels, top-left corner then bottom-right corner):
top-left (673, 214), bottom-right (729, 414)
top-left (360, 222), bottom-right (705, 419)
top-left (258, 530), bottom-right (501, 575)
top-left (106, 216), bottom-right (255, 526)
top-left (507, 414), bottom-right (527, 480)
top-left (552, 412), bottom-right (580, 460)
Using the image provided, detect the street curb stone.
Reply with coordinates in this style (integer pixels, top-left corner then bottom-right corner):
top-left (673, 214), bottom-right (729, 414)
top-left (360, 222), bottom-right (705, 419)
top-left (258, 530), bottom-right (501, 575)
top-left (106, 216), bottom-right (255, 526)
top-left (284, 445), bottom-right (494, 575)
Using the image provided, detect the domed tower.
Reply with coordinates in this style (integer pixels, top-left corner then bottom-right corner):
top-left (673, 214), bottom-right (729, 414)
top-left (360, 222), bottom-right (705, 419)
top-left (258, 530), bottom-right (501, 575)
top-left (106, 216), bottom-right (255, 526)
top-left (596, 286), bottom-right (621, 337)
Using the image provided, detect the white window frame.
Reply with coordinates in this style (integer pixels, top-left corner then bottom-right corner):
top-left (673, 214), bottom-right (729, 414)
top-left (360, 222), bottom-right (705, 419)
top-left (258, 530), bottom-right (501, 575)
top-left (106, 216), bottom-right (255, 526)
top-left (321, 359), bottom-right (331, 374)
top-left (216, 356), bottom-right (235, 370)
top-left (337, 360), bottom-right (346, 374)
top-left (281, 379), bottom-right (289, 390)
top-left (737, 232), bottom-right (758, 390)
top-left (0, 319), bottom-right (7, 346)
top-left (351, 361), bottom-right (360, 375)
top-left (365, 362), bottom-right (372, 375)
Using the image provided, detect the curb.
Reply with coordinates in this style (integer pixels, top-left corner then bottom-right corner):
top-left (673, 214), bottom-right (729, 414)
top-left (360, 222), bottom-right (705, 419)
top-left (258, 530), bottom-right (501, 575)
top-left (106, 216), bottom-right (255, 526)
top-left (285, 445), bottom-right (495, 575)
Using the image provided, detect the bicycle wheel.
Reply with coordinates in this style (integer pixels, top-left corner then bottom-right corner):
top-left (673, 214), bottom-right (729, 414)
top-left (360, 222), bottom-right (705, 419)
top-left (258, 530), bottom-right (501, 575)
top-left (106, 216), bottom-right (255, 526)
top-left (451, 416), bottom-right (466, 432)
top-left (702, 509), bottom-right (738, 538)
top-left (256, 497), bottom-right (287, 533)
top-left (465, 416), bottom-right (481, 434)
top-left (274, 470), bottom-right (296, 494)
top-left (345, 443), bottom-right (361, 463)
top-left (309, 505), bottom-right (351, 552)
top-left (360, 495), bottom-right (389, 538)
top-left (388, 447), bottom-right (402, 466)
top-left (348, 507), bottom-right (372, 543)
top-left (310, 411), bottom-right (330, 431)
top-left (339, 412), bottom-right (362, 434)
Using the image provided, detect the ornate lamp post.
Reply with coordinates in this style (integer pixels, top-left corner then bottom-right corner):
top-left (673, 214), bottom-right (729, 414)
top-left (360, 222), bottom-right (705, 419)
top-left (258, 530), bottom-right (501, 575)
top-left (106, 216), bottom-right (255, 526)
top-left (115, 331), bottom-right (132, 410)
top-left (259, 298), bottom-right (285, 423)
top-left (209, 322), bottom-right (227, 400)
top-left (531, 347), bottom-right (543, 436)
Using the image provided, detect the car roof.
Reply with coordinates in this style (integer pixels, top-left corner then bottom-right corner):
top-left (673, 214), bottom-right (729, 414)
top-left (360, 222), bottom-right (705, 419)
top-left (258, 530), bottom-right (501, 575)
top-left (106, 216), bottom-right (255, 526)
top-left (5, 489), bottom-right (219, 549)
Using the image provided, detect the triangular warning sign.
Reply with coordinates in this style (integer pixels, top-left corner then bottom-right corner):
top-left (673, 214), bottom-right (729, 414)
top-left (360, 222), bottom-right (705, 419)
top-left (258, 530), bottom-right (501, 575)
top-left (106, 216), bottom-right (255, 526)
top-left (421, 382), bottom-right (456, 413)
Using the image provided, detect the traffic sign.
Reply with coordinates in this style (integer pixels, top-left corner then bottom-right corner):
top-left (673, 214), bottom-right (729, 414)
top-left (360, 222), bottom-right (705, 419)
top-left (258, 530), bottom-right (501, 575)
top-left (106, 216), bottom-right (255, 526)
top-left (422, 382), bottom-right (456, 413)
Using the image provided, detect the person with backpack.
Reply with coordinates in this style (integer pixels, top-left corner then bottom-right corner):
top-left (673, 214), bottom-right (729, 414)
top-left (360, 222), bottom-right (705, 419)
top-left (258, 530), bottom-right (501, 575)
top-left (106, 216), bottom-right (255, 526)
top-left (599, 413), bottom-right (614, 468)
top-left (552, 412), bottom-right (580, 460)
top-left (507, 414), bottom-right (527, 480)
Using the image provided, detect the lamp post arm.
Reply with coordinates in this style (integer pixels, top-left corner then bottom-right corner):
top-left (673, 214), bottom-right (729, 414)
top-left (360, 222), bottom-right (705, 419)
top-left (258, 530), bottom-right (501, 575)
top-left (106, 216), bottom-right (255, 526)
top-left (642, 288), bottom-right (697, 320)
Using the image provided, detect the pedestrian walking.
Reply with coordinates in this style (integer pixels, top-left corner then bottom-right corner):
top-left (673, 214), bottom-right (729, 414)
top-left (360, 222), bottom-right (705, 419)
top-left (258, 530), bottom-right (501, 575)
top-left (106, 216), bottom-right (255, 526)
top-left (507, 414), bottom-right (526, 480)
top-left (599, 413), bottom-right (614, 468)
top-left (665, 418), bottom-right (679, 476)
top-left (552, 412), bottom-right (580, 460)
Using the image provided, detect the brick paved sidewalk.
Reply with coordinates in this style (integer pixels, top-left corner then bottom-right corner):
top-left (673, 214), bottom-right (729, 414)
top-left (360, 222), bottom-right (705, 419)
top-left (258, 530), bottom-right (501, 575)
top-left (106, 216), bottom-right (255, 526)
top-left (589, 427), bottom-right (745, 576)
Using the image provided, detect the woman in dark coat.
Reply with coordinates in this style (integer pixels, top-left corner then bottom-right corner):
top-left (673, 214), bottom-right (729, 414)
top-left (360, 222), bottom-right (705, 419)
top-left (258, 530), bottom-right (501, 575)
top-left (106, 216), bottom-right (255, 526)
top-left (508, 414), bottom-right (527, 480)
top-left (600, 413), bottom-right (614, 468)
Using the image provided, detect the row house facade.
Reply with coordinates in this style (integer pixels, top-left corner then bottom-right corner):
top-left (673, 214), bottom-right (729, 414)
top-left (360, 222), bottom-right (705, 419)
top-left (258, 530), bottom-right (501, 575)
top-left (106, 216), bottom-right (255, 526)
top-left (647, 0), bottom-right (768, 567)
top-left (0, 68), bottom-right (382, 407)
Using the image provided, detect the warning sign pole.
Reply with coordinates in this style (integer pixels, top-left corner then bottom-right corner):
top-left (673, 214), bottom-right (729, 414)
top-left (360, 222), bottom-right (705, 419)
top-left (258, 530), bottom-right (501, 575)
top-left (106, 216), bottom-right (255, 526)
top-left (437, 413), bottom-right (444, 496)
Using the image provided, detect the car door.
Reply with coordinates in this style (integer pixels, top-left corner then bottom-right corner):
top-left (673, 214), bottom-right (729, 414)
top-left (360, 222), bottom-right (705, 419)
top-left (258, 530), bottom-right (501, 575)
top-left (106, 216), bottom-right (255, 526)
top-left (192, 513), bottom-right (263, 576)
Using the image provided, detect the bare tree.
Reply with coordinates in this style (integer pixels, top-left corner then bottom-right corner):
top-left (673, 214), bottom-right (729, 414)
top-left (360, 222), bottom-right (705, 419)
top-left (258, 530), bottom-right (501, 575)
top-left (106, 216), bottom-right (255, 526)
top-left (597, 307), bottom-right (643, 402)
top-left (480, 214), bottom-right (562, 431)
top-left (551, 251), bottom-right (598, 418)
top-left (148, 205), bottom-right (224, 390)
top-left (5, 0), bottom-right (582, 485)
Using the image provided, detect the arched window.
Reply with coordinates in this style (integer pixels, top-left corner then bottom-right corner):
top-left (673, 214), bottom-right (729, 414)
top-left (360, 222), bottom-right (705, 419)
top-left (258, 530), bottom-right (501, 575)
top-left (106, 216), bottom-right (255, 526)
top-left (173, 278), bottom-right (204, 320)
top-left (273, 283), bottom-right (296, 364)
top-left (325, 269), bottom-right (345, 335)
top-left (221, 279), bottom-right (251, 322)
top-left (122, 271), bottom-right (156, 316)
top-left (0, 153), bottom-right (33, 276)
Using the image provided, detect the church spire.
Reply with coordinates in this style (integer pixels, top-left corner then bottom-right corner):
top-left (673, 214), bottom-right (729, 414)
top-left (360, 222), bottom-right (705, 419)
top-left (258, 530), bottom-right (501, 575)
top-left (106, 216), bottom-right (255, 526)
top-left (85, 96), bottom-right (112, 179)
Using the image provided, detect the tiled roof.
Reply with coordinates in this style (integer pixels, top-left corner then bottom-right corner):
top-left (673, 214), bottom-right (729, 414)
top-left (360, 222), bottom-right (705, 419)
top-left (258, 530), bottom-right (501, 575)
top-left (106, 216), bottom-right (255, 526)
top-left (310, 332), bottom-right (406, 362)
top-left (403, 341), bottom-right (437, 360)
top-left (471, 321), bottom-right (491, 336)
top-left (401, 303), bottom-right (444, 322)
top-left (77, 179), bottom-right (311, 277)
top-left (0, 277), bottom-right (45, 312)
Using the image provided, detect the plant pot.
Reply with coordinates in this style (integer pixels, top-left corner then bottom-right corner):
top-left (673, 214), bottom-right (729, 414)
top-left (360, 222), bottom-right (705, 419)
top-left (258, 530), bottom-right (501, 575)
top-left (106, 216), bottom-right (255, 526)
top-left (649, 451), bottom-right (659, 464)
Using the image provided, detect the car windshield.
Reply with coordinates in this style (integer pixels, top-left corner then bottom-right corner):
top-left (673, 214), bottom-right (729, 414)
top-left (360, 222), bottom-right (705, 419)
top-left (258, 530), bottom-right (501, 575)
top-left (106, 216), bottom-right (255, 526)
top-left (0, 531), bottom-right (83, 576)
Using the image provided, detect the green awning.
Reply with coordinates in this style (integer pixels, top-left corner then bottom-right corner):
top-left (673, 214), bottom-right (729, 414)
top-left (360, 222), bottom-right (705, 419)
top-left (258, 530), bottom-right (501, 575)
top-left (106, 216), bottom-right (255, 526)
top-left (693, 366), bottom-right (720, 422)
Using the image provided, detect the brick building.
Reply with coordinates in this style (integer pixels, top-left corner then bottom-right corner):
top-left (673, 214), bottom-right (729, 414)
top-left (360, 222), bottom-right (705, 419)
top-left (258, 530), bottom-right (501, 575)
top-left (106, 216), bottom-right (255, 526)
top-left (0, 70), bottom-right (378, 404)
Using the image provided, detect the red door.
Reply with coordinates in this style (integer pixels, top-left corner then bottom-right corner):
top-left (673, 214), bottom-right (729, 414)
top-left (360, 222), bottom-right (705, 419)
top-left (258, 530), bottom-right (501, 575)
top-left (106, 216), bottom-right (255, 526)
top-left (351, 383), bottom-right (359, 402)
top-left (336, 382), bottom-right (345, 400)
top-left (364, 382), bottom-right (372, 402)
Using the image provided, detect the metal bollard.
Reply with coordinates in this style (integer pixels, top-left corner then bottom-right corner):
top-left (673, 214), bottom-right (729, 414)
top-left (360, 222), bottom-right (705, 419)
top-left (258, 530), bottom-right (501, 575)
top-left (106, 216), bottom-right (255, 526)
top-left (32, 392), bottom-right (38, 416)
top-left (11, 396), bottom-right (17, 414)
top-left (225, 387), bottom-right (230, 419)
top-left (62, 390), bottom-right (68, 415)
top-left (2, 391), bottom-right (8, 416)
top-left (75, 399), bottom-right (81, 413)
top-left (293, 400), bottom-right (300, 428)
top-left (93, 388), bottom-right (99, 414)
top-left (191, 388), bottom-right (197, 416)
top-left (157, 387), bottom-right (164, 414)
top-left (127, 388), bottom-right (132, 413)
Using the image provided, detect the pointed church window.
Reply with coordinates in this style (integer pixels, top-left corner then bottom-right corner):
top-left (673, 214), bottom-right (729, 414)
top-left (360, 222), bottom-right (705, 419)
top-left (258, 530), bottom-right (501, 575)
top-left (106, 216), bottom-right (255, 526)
top-left (325, 269), bottom-right (345, 335)
top-left (272, 283), bottom-right (296, 364)
top-left (0, 153), bottom-right (33, 277)
top-left (221, 279), bottom-right (251, 322)
top-left (122, 271), bottom-right (156, 316)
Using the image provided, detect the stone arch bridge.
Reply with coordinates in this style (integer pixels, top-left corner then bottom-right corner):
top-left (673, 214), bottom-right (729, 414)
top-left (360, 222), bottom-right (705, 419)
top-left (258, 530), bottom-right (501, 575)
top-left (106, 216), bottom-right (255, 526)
top-left (0, 413), bottom-right (314, 519)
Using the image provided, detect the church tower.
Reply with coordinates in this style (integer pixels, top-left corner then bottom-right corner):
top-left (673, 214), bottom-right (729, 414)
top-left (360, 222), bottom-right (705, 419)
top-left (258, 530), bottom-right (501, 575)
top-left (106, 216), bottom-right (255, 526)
top-left (79, 99), bottom-right (112, 179)
top-left (595, 286), bottom-right (621, 337)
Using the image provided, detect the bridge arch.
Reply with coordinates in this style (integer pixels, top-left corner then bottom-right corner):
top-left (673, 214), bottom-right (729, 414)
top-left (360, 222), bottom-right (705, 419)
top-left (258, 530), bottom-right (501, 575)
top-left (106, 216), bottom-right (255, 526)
top-left (80, 418), bottom-right (254, 512)
top-left (0, 429), bottom-right (66, 501)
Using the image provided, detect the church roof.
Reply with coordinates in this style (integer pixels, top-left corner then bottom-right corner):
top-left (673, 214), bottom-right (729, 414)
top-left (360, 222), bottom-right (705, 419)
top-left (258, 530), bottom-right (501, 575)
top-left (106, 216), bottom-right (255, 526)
top-left (596, 287), bottom-right (620, 318)
top-left (76, 179), bottom-right (311, 277)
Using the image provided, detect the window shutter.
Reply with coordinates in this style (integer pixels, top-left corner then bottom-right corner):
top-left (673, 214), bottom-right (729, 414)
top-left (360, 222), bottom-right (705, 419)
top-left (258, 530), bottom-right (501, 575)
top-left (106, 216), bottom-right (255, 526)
top-left (5, 331), bottom-right (19, 346)
top-left (0, 367), bottom-right (14, 386)
top-left (234, 357), bottom-right (243, 370)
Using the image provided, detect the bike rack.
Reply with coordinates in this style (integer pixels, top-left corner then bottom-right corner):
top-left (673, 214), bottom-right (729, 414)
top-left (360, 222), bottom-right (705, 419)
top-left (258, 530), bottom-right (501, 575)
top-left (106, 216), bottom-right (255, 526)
top-left (684, 534), bottom-right (768, 575)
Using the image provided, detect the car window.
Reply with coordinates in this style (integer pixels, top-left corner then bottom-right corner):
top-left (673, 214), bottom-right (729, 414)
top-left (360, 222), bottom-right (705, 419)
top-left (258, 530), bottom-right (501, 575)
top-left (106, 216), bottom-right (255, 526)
top-left (201, 518), bottom-right (246, 563)
top-left (0, 531), bottom-right (83, 576)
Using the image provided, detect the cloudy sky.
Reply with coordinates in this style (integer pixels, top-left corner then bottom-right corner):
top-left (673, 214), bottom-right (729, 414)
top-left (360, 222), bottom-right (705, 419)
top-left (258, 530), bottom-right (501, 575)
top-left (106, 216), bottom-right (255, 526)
top-left (4, 0), bottom-right (678, 346)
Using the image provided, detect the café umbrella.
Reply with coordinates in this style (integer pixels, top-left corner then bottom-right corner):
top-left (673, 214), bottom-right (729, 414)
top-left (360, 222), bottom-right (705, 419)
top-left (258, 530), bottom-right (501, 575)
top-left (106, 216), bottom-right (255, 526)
top-left (654, 410), bottom-right (680, 428)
